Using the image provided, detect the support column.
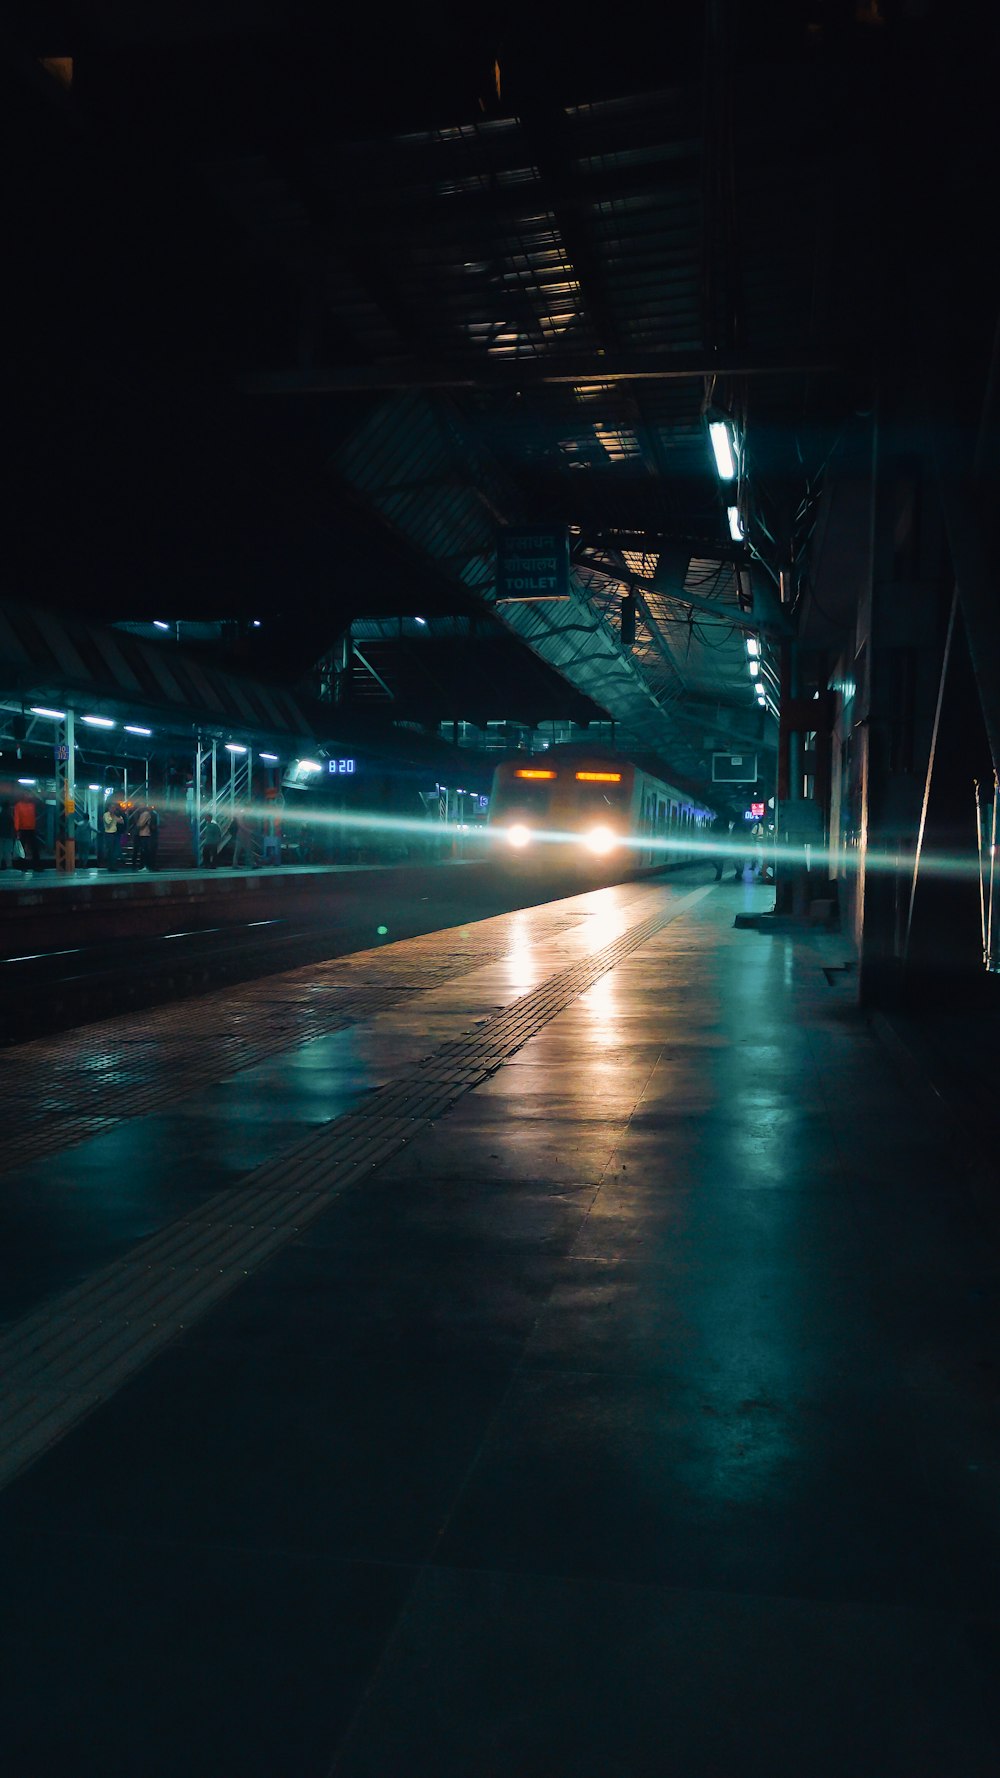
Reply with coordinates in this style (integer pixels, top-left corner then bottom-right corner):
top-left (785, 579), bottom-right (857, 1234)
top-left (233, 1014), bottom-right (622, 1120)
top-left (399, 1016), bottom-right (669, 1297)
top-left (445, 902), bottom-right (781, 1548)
top-left (855, 398), bottom-right (960, 1005)
top-left (773, 645), bottom-right (823, 916)
top-left (194, 738), bottom-right (203, 867)
top-left (333, 632), bottom-right (352, 705)
top-left (54, 708), bottom-right (75, 875)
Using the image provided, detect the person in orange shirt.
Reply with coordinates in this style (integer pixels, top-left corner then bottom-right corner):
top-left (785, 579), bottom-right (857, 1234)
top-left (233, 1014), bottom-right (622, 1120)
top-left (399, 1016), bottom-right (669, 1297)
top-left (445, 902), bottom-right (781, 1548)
top-left (13, 794), bottom-right (40, 869)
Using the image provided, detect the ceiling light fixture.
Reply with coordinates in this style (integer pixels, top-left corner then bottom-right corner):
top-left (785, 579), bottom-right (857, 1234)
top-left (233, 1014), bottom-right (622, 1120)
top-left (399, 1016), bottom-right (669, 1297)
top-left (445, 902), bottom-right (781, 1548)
top-left (727, 506), bottom-right (745, 543)
top-left (708, 419), bottom-right (737, 481)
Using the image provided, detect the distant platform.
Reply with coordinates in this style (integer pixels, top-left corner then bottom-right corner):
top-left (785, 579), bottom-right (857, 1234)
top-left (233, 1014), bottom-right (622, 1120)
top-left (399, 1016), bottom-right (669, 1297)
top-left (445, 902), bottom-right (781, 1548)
top-left (0, 858), bottom-right (479, 954)
top-left (0, 859), bottom-right (472, 893)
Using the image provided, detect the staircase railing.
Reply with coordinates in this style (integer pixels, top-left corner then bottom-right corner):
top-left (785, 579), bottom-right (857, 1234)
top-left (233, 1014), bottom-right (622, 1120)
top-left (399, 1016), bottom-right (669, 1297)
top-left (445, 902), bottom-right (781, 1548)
top-left (197, 750), bottom-right (252, 861)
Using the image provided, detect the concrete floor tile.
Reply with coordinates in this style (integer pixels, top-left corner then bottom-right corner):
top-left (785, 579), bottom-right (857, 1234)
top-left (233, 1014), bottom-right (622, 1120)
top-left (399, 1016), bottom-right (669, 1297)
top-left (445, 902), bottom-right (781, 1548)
top-left (0, 1528), bottom-right (413, 1778)
top-left (332, 1565), bottom-right (1000, 1778)
top-left (435, 1367), bottom-right (988, 1609)
top-left (3, 1346), bottom-right (510, 1566)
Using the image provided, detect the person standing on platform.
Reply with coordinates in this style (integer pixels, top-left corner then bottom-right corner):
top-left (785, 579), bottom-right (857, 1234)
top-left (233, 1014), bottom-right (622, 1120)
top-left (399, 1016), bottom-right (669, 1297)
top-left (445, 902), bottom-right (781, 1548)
top-left (0, 798), bottom-right (15, 870)
top-left (134, 803), bottom-right (155, 870)
top-left (709, 814), bottom-right (726, 881)
top-left (184, 777), bottom-right (197, 860)
top-left (231, 807), bottom-right (253, 869)
top-left (147, 803), bottom-right (160, 871)
top-left (101, 802), bottom-right (121, 869)
top-left (74, 807), bottom-right (94, 867)
top-left (14, 792), bottom-right (40, 870)
top-left (203, 813), bottom-right (221, 869)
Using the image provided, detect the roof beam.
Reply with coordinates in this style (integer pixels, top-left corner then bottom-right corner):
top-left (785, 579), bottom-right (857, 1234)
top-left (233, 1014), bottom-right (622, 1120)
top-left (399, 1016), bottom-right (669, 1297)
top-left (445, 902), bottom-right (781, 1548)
top-left (575, 548), bottom-right (793, 638)
top-left (243, 349), bottom-right (834, 397)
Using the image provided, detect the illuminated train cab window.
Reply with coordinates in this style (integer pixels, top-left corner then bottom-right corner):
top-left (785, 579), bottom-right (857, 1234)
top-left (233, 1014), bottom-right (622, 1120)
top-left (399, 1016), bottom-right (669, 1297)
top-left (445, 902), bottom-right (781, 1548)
top-left (328, 758), bottom-right (357, 775)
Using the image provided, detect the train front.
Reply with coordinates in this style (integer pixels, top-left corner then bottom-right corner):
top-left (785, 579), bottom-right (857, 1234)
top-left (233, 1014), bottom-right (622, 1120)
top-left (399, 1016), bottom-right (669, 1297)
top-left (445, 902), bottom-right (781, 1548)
top-left (488, 759), bottom-right (636, 868)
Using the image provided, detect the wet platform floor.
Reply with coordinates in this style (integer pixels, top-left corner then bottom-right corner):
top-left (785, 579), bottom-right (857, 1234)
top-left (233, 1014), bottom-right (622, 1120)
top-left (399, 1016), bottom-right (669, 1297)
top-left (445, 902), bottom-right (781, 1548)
top-left (1, 873), bottom-right (998, 1775)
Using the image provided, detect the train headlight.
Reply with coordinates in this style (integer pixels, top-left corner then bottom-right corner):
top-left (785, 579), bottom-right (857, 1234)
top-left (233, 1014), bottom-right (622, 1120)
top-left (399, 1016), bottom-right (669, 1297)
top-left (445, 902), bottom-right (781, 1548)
top-left (584, 824), bottom-right (617, 856)
top-left (507, 823), bottom-right (532, 849)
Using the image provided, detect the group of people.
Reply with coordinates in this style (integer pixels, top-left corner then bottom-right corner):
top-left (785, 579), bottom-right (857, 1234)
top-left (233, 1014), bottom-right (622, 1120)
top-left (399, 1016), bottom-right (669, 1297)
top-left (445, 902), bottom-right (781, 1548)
top-left (711, 815), bottom-right (772, 883)
top-left (201, 808), bottom-right (255, 868)
top-left (98, 799), bottom-right (160, 870)
top-left (0, 791), bottom-right (164, 873)
top-left (1, 788), bottom-right (267, 874)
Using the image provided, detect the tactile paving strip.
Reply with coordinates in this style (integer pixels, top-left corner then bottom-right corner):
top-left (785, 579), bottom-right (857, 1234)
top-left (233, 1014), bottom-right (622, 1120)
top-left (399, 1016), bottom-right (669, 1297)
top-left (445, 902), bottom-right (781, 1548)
top-left (0, 905), bottom-right (595, 1174)
top-left (0, 885), bottom-right (709, 1491)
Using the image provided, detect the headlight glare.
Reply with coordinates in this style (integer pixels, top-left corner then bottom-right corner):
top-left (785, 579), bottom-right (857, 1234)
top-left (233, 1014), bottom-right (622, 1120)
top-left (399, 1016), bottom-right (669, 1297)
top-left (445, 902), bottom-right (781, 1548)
top-left (584, 824), bottom-right (617, 856)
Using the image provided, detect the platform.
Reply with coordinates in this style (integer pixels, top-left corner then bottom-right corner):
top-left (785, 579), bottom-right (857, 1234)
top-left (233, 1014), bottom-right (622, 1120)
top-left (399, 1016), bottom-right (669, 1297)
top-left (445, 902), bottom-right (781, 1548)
top-left (1, 873), bottom-right (998, 1775)
top-left (0, 859), bottom-right (484, 955)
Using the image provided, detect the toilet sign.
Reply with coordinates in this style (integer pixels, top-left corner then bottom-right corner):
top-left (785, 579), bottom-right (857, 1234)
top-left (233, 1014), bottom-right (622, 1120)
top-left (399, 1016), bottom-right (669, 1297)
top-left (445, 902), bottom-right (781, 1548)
top-left (496, 528), bottom-right (570, 601)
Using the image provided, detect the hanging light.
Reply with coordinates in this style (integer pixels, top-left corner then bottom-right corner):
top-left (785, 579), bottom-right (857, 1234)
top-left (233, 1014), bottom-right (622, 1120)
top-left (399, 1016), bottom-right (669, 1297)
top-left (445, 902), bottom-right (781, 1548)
top-left (708, 419), bottom-right (737, 481)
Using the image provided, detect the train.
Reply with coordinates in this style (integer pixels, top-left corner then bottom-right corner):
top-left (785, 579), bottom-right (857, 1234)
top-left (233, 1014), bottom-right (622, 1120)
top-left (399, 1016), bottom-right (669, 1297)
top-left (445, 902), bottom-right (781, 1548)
top-left (488, 746), bottom-right (715, 869)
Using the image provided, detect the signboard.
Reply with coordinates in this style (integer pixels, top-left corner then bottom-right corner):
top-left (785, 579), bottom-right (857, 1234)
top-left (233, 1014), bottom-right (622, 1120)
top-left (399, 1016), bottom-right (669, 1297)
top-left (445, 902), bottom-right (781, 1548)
top-left (712, 751), bottom-right (758, 783)
top-left (750, 801), bottom-right (765, 819)
top-left (328, 758), bottom-right (356, 775)
top-left (496, 527), bottom-right (570, 601)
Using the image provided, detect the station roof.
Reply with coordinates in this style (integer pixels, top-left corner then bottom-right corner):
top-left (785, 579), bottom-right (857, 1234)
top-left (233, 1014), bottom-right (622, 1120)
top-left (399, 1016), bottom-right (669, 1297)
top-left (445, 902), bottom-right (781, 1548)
top-left (10, 5), bottom-right (984, 795)
top-left (0, 596), bottom-right (315, 747)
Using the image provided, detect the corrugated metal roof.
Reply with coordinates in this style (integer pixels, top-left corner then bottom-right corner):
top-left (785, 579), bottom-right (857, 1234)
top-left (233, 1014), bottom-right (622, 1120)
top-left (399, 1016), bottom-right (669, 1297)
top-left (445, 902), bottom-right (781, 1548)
top-left (208, 70), bottom-right (857, 781)
top-left (0, 597), bottom-right (315, 742)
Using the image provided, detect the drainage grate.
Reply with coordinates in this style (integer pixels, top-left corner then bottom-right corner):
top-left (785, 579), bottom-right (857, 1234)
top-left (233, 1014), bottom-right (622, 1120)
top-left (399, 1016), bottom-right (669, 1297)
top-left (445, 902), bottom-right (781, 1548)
top-left (0, 885), bottom-right (710, 1492)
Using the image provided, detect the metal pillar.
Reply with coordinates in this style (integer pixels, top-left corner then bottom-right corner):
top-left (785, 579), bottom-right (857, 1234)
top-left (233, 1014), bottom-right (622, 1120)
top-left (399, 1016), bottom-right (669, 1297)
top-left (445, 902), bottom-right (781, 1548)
top-left (194, 738), bottom-right (203, 867)
top-left (54, 707), bottom-right (75, 874)
top-left (773, 643), bottom-right (819, 916)
top-left (333, 631), bottom-right (351, 704)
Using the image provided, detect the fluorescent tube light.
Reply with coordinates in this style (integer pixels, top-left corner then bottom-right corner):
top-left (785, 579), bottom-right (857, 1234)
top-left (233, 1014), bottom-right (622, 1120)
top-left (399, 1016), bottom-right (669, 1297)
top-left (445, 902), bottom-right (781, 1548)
top-left (708, 420), bottom-right (736, 481)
